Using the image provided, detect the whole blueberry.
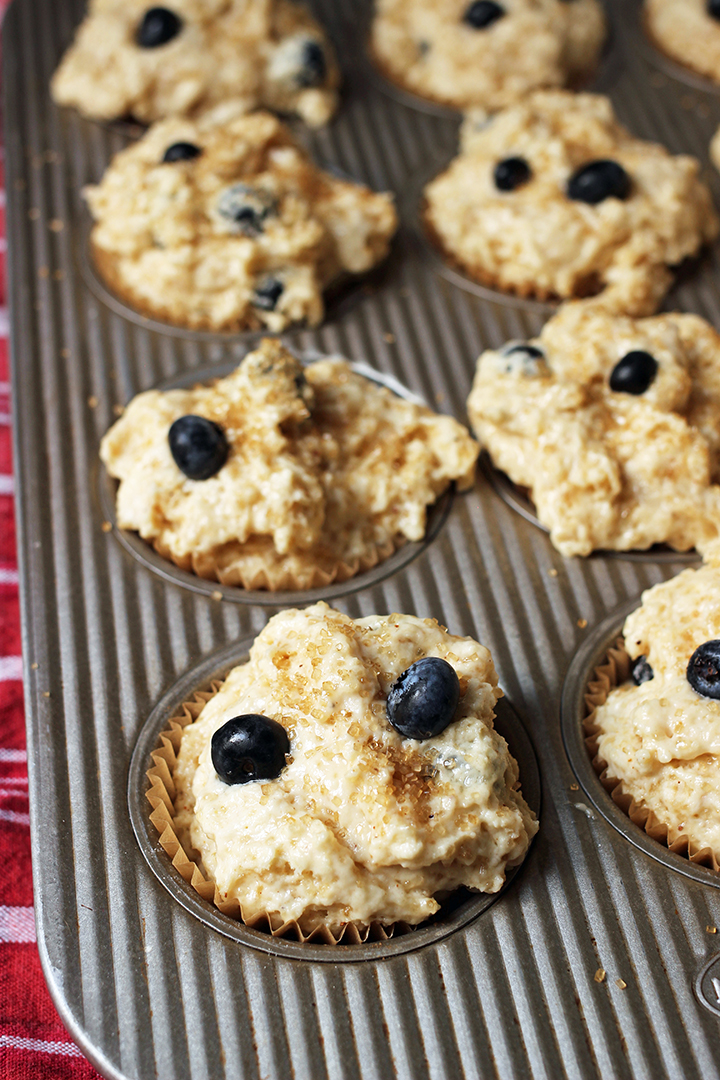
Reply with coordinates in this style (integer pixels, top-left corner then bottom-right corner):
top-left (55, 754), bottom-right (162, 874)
top-left (136, 7), bottom-right (183, 48)
top-left (567, 160), bottom-right (631, 205)
top-left (217, 184), bottom-right (277, 237)
top-left (687, 640), bottom-right (720, 700)
top-left (386, 657), bottom-right (460, 740)
top-left (463, 1), bottom-right (505, 29)
top-left (252, 279), bottom-right (284, 312)
top-left (211, 715), bottom-right (290, 785)
top-left (297, 40), bottom-right (327, 87)
top-left (162, 142), bottom-right (201, 163)
top-left (168, 415), bottom-right (228, 481)
top-left (631, 656), bottom-right (654, 686)
top-left (609, 351), bottom-right (658, 395)
top-left (708, 0), bottom-right (720, 21)
top-left (494, 157), bottom-right (532, 192)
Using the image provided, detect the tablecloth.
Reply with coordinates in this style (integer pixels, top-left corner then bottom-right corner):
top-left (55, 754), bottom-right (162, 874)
top-left (0, 4), bottom-right (102, 1075)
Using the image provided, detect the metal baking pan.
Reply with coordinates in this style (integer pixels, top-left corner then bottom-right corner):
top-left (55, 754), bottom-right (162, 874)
top-left (7, 0), bottom-right (720, 1076)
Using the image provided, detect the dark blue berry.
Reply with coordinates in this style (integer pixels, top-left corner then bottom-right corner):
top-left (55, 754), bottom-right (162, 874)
top-left (211, 715), bottom-right (290, 785)
top-left (494, 157), bottom-right (532, 192)
top-left (168, 415), bottom-right (228, 481)
top-left (386, 657), bottom-right (460, 740)
top-left (631, 656), bottom-right (654, 686)
top-left (463, 1), bottom-right (505, 29)
top-left (217, 184), bottom-right (277, 237)
top-left (506, 344), bottom-right (544, 359)
top-left (609, 351), bottom-right (658, 395)
top-left (297, 40), bottom-right (327, 87)
top-left (687, 640), bottom-right (720, 700)
top-left (162, 142), bottom-right (201, 163)
top-left (708, 0), bottom-right (720, 21)
top-left (567, 160), bottom-right (631, 205)
top-left (500, 342), bottom-right (547, 377)
top-left (136, 7), bottom-right (183, 48)
top-left (252, 279), bottom-right (284, 312)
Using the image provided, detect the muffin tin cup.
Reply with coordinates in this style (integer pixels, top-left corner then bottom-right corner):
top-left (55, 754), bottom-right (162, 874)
top-left (99, 356), bottom-right (460, 606)
top-left (479, 453), bottom-right (702, 565)
top-left (561, 600), bottom-right (720, 888)
top-left (129, 634), bottom-right (542, 961)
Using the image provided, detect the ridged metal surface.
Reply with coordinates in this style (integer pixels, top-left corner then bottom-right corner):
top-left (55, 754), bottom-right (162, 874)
top-left (6, 0), bottom-right (720, 1076)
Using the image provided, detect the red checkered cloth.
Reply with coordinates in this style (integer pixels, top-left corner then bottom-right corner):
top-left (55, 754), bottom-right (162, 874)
top-left (0, 7), bottom-right (101, 1077)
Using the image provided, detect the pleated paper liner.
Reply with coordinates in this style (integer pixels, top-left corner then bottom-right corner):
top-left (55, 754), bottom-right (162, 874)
top-left (583, 642), bottom-right (720, 873)
top-left (145, 685), bottom-right (413, 945)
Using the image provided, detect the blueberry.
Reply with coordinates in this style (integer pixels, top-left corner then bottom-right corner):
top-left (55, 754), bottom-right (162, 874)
top-left (217, 184), bottom-right (277, 238)
top-left (168, 415), bottom-right (228, 481)
top-left (631, 656), bottom-right (654, 686)
top-left (708, 0), bottom-right (720, 20)
top-left (567, 160), bottom-right (631, 205)
top-left (687, 640), bottom-right (720, 700)
top-left (136, 7), bottom-right (182, 48)
top-left (211, 715), bottom-right (290, 785)
top-left (463, 1), bottom-right (505, 29)
top-left (494, 157), bottom-right (532, 193)
top-left (386, 657), bottom-right (460, 740)
top-left (162, 142), bottom-right (201, 163)
top-left (609, 351), bottom-right (658, 396)
top-left (252, 279), bottom-right (284, 312)
top-left (297, 40), bottom-right (327, 88)
top-left (499, 342), bottom-right (547, 377)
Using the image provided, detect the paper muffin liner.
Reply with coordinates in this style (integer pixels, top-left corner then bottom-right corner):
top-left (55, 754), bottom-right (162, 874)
top-left (145, 683), bottom-right (411, 944)
top-left (582, 643), bottom-right (720, 872)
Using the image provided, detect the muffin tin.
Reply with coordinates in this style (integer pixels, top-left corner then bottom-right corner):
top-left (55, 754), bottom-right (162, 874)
top-left (8, 0), bottom-right (720, 1077)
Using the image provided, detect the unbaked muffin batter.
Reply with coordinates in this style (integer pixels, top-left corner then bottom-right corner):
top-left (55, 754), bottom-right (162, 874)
top-left (371, 0), bottom-right (606, 111)
top-left (101, 339), bottom-right (479, 590)
top-left (645, 0), bottom-right (720, 85)
top-left (84, 111), bottom-right (397, 333)
top-left (591, 558), bottom-right (720, 862)
top-left (424, 91), bottom-right (717, 315)
top-left (51, 0), bottom-right (339, 127)
top-left (173, 603), bottom-right (539, 932)
top-left (467, 303), bottom-right (720, 556)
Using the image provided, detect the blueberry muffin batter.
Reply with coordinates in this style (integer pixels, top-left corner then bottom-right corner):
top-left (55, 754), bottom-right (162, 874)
top-left (371, 0), bottom-right (606, 111)
top-left (84, 111), bottom-right (397, 332)
top-left (645, 0), bottom-right (720, 85)
top-left (424, 91), bottom-right (717, 315)
top-left (51, 0), bottom-right (339, 127)
top-left (171, 603), bottom-right (538, 933)
top-left (467, 303), bottom-right (720, 556)
top-left (589, 557), bottom-right (720, 865)
top-left (100, 339), bottom-right (479, 590)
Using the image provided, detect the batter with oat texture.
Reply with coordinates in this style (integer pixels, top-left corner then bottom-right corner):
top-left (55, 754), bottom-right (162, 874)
top-left (467, 303), bottom-right (720, 557)
top-left (172, 602), bottom-right (538, 933)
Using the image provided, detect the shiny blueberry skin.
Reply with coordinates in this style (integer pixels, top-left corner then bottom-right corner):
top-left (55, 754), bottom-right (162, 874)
top-left (687, 640), bottom-right (720, 700)
top-left (211, 715), bottom-right (290, 785)
top-left (567, 160), bottom-right (631, 205)
top-left (162, 142), bottom-right (201, 163)
top-left (297, 40), bottom-right (327, 87)
top-left (463, 1), bottom-right (505, 28)
top-left (631, 656), bottom-right (654, 686)
top-left (168, 415), bottom-right (228, 481)
top-left (708, 0), bottom-right (720, 21)
top-left (253, 279), bottom-right (284, 312)
top-left (386, 657), bottom-right (460, 740)
top-left (609, 351), bottom-right (658, 396)
top-left (136, 7), bottom-right (183, 48)
top-left (494, 157), bottom-right (532, 192)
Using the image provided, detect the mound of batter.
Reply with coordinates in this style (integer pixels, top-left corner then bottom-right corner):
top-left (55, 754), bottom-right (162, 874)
top-left (424, 91), bottom-right (718, 316)
top-left (467, 303), bottom-right (720, 556)
top-left (171, 602), bottom-right (538, 933)
top-left (51, 0), bottom-right (339, 127)
top-left (590, 557), bottom-right (720, 863)
top-left (645, 0), bottom-right (720, 85)
top-left (371, 0), bottom-right (605, 112)
top-left (84, 111), bottom-right (397, 333)
top-left (101, 338), bottom-right (479, 590)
